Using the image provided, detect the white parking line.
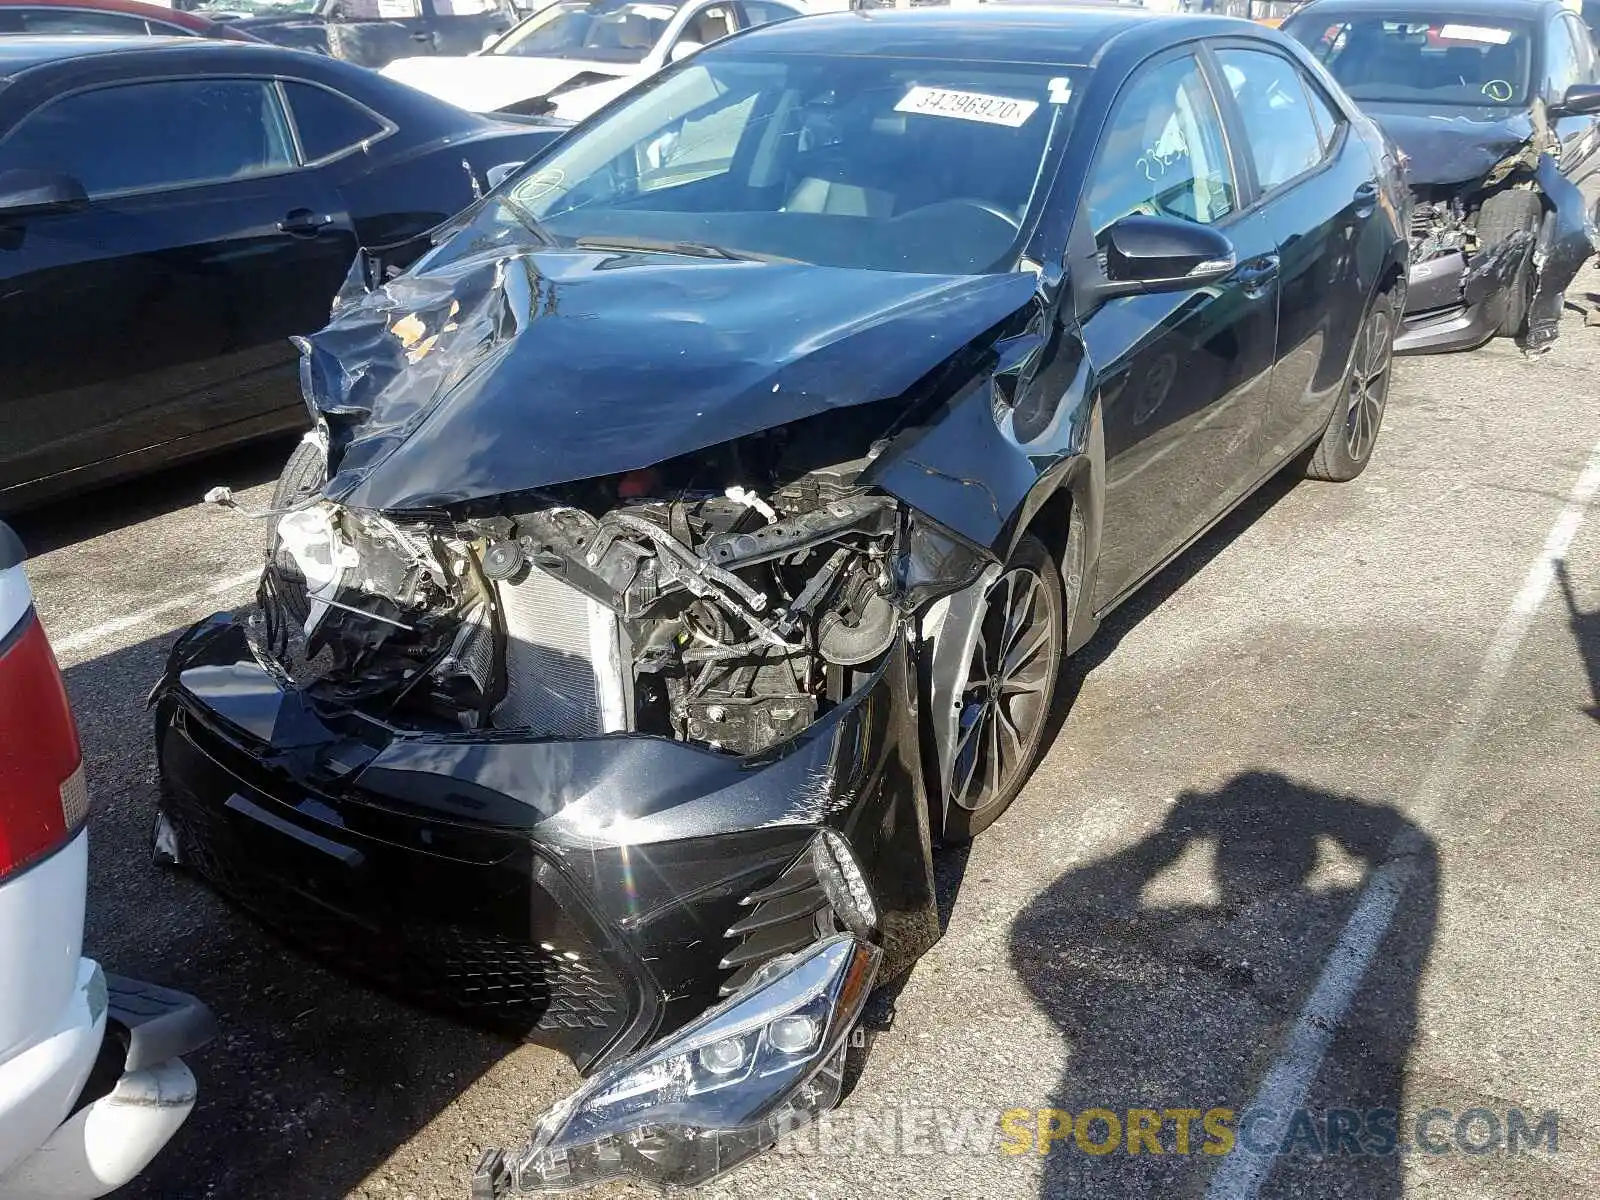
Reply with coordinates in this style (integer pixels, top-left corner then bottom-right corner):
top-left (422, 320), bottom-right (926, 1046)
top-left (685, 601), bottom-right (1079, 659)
top-left (1205, 433), bottom-right (1600, 1200)
top-left (49, 568), bottom-right (261, 659)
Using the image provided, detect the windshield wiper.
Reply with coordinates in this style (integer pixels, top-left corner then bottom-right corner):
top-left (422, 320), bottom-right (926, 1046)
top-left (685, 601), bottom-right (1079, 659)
top-left (498, 193), bottom-right (553, 245)
top-left (573, 235), bottom-right (796, 263)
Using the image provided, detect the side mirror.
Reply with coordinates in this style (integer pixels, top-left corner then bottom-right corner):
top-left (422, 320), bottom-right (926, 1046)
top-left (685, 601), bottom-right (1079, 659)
top-left (668, 39), bottom-right (703, 63)
top-left (1093, 214), bottom-right (1236, 298)
top-left (485, 160), bottom-right (523, 189)
top-left (1552, 82), bottom-right (1600, 117)
top-left (0, 169), bottom-right (89, 219)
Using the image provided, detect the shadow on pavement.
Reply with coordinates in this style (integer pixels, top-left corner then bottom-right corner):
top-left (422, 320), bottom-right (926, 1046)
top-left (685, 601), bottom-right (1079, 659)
top-left (1554, 561), bottom-right (1599, 720)
top-left (64, 619), bottom-right (520, 1200)
top-left (1009, 771), bottom-right (1437, 1199)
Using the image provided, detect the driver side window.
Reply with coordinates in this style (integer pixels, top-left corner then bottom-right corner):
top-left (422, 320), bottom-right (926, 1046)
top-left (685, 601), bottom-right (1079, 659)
top-left (1085, 54), bottom-right (1236, 237)
top-left (1545, 17), bottom-right (1582, 97)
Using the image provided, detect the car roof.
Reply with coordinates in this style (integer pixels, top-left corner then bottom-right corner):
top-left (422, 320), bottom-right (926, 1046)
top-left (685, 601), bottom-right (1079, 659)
top-left (0, 34), bottom-right (283, 81)
top-left (725, 6), bottom-right (1170, 66)
top-left (1289, 0), bottom-right (1562, 21)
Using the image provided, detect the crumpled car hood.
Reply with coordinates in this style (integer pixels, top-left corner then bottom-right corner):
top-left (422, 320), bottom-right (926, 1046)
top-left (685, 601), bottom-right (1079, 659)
top-left (303, 230), bottom-right (1037, 513)
top-left (1363, 103), bottom-right (1533, 188)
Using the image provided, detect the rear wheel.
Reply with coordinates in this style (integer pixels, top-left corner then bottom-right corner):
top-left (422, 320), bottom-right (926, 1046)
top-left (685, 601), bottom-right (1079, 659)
top-left (1303, 287), bottom-right (1396, 483)
top-left (942, 534), bottom-right (1065, 842)
top-left (1476, 189), bottom-right (1543, 338)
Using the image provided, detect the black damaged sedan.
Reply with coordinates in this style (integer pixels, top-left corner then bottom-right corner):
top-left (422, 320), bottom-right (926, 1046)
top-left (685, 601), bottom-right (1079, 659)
top-left (1285, 0), bottom-right (1600, 354)
top-left (151, 8), bottom-right (1408, 1194)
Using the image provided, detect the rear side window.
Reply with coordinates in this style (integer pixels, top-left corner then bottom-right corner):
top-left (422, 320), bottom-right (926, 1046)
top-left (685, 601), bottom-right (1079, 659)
top-left (12, 8), bottom-right (156, 33)
top-left (1085, 53), bottom-right (1237, 234)
top-left (282, 81), bottom-right (389, 163)
top-left (0, 79), bottom-right (295, 198)
top-left (1216, 48), bottom-right (1326, 193)
top-left (1300, 75), bottom-right (1344, 152)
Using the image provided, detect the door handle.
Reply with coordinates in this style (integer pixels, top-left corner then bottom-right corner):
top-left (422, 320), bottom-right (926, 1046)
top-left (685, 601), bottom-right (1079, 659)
top-left (278, 209), bottom-right (333, 237)
top-left (1352, 180), bottom-right (1379, 217)
top-left (409, 30), bottom-right (432, 41)
top-left (1236, 254), bottom-right (1279, 298)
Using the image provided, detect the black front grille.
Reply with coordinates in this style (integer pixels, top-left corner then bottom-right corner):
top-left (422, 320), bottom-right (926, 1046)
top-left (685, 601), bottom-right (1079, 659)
top-left (158, 717), bottom-right (635, 1065)
top-left (718, 849), bottom-right (840, 997)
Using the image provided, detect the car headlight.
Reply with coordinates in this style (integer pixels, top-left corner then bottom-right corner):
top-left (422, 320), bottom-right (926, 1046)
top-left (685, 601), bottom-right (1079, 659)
top-left (484, 934), bottom-right (880, 1194)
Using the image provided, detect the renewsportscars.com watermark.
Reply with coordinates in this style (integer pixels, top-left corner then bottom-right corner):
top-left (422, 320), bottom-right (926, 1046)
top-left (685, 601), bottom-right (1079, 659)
top-left (772, 1106), bottom-right (1560, 1159)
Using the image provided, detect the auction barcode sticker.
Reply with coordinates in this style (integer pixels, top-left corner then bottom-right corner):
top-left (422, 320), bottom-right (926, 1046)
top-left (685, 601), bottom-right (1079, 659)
top-left (895, 86), bottom-right (1039, 128)
top-left (1437, 23), bottom-right (1513, 43)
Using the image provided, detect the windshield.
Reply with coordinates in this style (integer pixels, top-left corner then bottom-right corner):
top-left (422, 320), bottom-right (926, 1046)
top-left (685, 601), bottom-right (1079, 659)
top-left (504, 53), bottom-right (1079, 274)
top-left (1287, 13), bottom-right (1534, 106)
top-left (490, 0), bottom-right (682, 62)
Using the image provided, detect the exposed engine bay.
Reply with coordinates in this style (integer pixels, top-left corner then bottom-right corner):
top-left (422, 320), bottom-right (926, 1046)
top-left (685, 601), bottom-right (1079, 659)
top-left (257, 411), bottom-right (955, 758)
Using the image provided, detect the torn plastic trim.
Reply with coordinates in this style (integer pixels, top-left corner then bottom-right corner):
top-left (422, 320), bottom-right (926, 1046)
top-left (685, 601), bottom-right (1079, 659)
top-left (1523, 153), bottom-right (1600, 353)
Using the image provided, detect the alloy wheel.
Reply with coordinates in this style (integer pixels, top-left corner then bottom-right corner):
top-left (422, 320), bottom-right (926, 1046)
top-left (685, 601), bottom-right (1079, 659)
top-left (950, 565), bottom-right (1058, 813)
top-left (1344, 303), bottom-right (1393, 462)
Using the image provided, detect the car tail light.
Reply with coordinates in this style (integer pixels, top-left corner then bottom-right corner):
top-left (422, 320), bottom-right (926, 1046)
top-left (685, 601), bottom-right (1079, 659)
top-left (0, 574), bottom-right (86, 881)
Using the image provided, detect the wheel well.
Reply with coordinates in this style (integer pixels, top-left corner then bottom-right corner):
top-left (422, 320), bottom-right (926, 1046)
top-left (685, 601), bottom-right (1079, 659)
top-left (1024, 487), bottom-right (1074, 580)
top-left (1381, 258), bottom-right (1405, 302)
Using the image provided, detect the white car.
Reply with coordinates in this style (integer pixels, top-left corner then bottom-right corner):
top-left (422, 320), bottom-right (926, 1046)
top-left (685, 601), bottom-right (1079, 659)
top-left (382, 0), bottom-right (805, 122)
top-left (0, 523), bottom-right (213, 1200)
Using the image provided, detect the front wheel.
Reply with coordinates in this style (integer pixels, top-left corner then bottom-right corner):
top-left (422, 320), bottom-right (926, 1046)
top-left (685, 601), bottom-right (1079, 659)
top-left (943, 534), bottom-right (1065, 842)
top-left (1303, 288), bottom-right (1397, 483)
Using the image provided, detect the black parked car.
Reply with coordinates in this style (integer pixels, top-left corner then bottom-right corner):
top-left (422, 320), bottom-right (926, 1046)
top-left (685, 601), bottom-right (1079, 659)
top-left (0, 38), bottom-right (566, 512)
top-left (152, 8), bottom-right (1408, 1194)
top-left (1285, 0), bottom-right (1600, 353)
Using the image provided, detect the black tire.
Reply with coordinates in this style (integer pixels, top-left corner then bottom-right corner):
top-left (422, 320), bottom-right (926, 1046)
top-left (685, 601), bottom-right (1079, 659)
top-left (1475, 189), bottom-right (1542, 338)
top-left (1303, 287), bottom-right (1397, 483)
top-left (943, 533), bottom-right (1066, 841)
top-left (265, 436), bottom-right (328, 623)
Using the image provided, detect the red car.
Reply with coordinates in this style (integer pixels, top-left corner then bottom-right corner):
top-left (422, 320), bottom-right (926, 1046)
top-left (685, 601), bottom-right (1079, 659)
top-left (0, 0), bottom-right (263, 38)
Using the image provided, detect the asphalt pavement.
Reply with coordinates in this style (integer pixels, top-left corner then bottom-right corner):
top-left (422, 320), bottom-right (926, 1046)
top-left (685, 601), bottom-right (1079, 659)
top-left (8, 288), bottom-right (1599, 1200)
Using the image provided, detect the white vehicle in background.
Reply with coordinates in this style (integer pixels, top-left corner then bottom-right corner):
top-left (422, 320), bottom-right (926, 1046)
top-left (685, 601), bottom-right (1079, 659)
top-left (382, 0), bottom-right (804, 121)
top-left (0, 523), bottom-right (213, 1200)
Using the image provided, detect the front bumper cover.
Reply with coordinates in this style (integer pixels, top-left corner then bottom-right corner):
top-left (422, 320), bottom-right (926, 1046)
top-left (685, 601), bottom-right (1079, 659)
top-left (151, 613), bottom-right (939, 1075)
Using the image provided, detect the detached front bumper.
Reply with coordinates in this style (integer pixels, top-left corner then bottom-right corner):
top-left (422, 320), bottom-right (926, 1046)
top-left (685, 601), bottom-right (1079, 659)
top-left (151, 614), bottom-right (938, 1076)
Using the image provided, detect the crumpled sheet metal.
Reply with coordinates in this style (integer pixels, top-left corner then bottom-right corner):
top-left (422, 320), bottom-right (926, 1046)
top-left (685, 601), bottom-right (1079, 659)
top-left (1524, 154), bottom-right (1600, 353)
top-left (1461, 227), bottom-right (1536, 304)
top-left (1376, 107), bottom-right (1535, 189)
top-left (301, 227), bottom-right (1037, 514)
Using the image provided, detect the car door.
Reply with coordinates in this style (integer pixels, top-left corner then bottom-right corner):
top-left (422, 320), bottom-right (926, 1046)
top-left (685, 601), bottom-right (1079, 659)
top-left (1213, 44), bottom-right (1373, 476)
top-left (325, 0), bottom-right (435, 67)
top-left (423, 0), bottom-right (516, 55)
top-left (0, 75), bottom-right (358, 498)
top-left (1076, 49), bottom-right (1281, 609)
top-left (1549, 11), bottom-right (1600, 210)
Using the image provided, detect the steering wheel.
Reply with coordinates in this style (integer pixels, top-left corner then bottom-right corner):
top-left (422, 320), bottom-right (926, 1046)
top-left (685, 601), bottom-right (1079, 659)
top-left (899, 198), bottom-right (1023, 231)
